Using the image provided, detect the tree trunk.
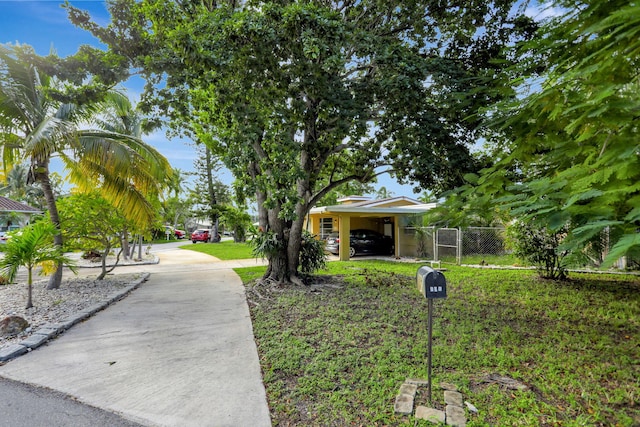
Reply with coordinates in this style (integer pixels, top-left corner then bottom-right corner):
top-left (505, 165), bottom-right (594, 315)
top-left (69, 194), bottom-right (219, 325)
top-left (122, 228), bottom-right (130, 260)
top-left (34, 160), bottom-right (63, 290)
top-left (26, 267), bottom-right (33, 309)
top-left (205, 147), bottom-right (220, 243)
top-left (98, 250), bottom-right (108, 280)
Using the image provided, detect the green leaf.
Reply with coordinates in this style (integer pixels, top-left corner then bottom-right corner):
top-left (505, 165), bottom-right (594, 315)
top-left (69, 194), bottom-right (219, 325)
top-left (603, 233), bottom-right (640, 267)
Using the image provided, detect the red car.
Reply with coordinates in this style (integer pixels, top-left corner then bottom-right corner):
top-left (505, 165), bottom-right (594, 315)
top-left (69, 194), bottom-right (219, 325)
top-left (191, 229), bottom-right (211, 243)
top-left (164, 226), bottom-right (186, 239)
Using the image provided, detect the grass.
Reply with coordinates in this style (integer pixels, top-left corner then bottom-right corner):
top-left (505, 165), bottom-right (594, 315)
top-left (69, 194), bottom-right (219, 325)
top-left (236, 261), bottom-right (640, 426)
top-left (179, 240), bottom-right (256, 260)
top-left (455, 253), bottom-right (520, 266)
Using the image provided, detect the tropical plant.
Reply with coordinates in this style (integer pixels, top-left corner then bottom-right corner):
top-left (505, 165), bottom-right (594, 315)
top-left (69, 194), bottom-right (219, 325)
top-left (449, 1), bottom-right (640, 267)
top-left (298, 231), bottom-right (327, 276)
top-left (507, 221), bottom-right (568, 280)
top-left (0, 220), bottom-right (76, 309)
top-left (219, 205), bottom-right (251, 243)
top-left (67, 0), bottom-right (536, 285)
top-left (189, 145), bottom-right (230, 242)
top-left (0, 44), bottom-right (171, 288)
top-left (0, 163), bottom-right (46, 208)
top-left (57, 192), bottom-right (132, 280)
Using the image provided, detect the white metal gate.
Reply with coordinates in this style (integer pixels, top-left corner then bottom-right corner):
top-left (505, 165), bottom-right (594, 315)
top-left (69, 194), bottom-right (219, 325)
top-left (435, 228), bottom-right (461, 264)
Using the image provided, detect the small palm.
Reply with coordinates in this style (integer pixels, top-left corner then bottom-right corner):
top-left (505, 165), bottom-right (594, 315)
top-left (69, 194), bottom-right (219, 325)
top-left (0, 222), bottom-right (76, 309)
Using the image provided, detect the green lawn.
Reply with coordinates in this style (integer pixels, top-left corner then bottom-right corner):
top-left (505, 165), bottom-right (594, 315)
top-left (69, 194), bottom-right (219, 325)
top-left (180, 240), bottom-right (256, 260)
top-left (236, 261), bottom-right (640, 426)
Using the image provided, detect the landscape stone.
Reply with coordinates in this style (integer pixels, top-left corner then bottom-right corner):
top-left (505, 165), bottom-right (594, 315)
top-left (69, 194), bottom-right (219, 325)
top-left (464, 401), bottom-right (478, 413)
top-left (444, 390), bottom-right (464, 406)
top-left (394, 393), bottom-right (414, 415)
top-left (55, 319), bottom-right (76, 330)
top-left (446, 404), bottom-right (467, 427)
top-left (415, 406), bottom-right (445, 423)
top-left (85, 303), bottom-right (105, 315)
top-left (406, 378), bottom-right (429, 386)
top-left (34, 326), bottom-right (59, 339)
top-left (485, 374), bottom-right (530, 391)
top-left (0, 344), bottom-right (28, 361)
top-left (439, 382), bottom-right (458, 391)
top-left (0, 315), bottom-right (29, 337)
top-left (399, 383), bottom-right (418, 397)
top-left (19, 333), bottom-right (49, 349)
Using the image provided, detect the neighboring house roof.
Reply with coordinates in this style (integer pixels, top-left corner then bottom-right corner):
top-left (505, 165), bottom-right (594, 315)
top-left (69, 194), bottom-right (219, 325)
top-left (311, 196), bottom-right (436, 216)
top-left (0, 196), bottom-right (41, 214)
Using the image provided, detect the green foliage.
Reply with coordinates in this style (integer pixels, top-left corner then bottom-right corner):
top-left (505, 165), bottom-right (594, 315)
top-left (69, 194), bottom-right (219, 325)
top-left (240, 261), bottom-right (640, 426)
top-left (248, 226), bottom-right (284, 260)
top-left (414, 227), bottom-right (434, 258)
top-left (57, 192), bottom-right (133, 279)
top-left (457, 0), bottom-right (640, 267)
top-left (219, 205), bottom-right (251, 243)
top-left (0, 163), bottom-right (47, 209)
top-left (0, 44), bottom-right (171, 229)
top-left (298, 232), bottom-right (327, 275)
top-left (507, 221), bottom-right (568, 280)
top-left (67, 0), bottom-right (535, 283)
top-left (0, 220), bottom-right (76, 308)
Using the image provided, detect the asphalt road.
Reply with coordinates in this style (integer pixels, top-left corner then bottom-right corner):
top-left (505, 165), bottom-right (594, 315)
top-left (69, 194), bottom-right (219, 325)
top-left (0, 377), bottom-right (142, 427)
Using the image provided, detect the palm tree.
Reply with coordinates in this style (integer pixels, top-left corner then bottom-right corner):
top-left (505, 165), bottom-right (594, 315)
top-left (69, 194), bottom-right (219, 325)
top-left (0, 220), bottom-right (76, 309)
top-left (0, 163), bottom-right (45, 208)
top-left (0, 44), bottom-right (172, 289)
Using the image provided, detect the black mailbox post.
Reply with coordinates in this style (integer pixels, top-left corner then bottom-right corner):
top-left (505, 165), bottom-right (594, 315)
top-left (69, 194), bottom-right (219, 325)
top-left (416, 266), bottom-right (447, 403)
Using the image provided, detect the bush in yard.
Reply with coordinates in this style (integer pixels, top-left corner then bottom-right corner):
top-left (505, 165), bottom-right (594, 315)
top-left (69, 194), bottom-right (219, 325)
top-left (250, 227), bottom-right (326, 281)
top-left (507, 221), bottom-right (569, 280)
top-left (298, 232), bottom-right (327, 276)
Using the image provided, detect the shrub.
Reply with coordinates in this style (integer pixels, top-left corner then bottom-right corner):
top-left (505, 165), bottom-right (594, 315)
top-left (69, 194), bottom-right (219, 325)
top-left (507, 221), bottom-right (569, 280)
top-left (299, 231), bottom-right (327, 275)
top-left (248, 227), bottom-right (326, 276)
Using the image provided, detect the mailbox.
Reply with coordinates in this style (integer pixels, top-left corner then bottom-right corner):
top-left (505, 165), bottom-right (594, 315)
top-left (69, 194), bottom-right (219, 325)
top-left (417, 266), bottom-right (446, 299)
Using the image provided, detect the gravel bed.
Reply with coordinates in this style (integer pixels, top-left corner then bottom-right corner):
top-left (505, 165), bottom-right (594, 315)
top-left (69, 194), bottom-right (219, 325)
top-left (0, 272), bottom-right (144, 349)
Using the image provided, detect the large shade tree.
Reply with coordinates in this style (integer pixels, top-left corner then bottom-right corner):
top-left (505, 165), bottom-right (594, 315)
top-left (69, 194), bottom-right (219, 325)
top-left (68, 0), bottom-right (535, 284)
top-left (0, 44), bottom-right (172, 288)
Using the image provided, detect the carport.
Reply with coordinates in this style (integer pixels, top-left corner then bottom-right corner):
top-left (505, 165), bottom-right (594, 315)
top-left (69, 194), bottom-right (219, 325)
top-left (307, 196), bottom-right (436, 261)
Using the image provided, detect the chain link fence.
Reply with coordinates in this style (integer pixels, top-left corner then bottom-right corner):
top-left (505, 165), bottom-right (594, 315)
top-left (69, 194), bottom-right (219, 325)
top-left (412, 226), bottom-right (507, 264)
top-left (462, 227), bottom-right (507, 259)
top-left (411, 226), bottom-right (638, 269)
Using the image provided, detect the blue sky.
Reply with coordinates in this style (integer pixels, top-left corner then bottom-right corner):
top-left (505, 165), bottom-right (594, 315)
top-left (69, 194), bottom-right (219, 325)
top-left (0, 1), bottom-right (209, 188)
top-left (1, 1), bottom-right (556, 200)
top-left (0, 1), bottom-right (425, 199)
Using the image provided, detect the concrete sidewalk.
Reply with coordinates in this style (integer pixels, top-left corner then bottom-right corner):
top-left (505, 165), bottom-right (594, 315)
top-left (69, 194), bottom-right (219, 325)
top-left (0, 250), bottom-right (271, 427)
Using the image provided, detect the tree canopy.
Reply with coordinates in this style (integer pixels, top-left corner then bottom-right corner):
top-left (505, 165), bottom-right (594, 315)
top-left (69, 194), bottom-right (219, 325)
top-left (440, 0), bottom-right (640, 266)
top-left (0, 43), bottom-right (172, 288)
top-left (67, 0), bottom-right (535, 283)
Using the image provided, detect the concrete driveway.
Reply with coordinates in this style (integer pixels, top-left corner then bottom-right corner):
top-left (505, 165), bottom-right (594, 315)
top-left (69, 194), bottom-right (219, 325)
top-left (0, 248), bottom-right (271, 427)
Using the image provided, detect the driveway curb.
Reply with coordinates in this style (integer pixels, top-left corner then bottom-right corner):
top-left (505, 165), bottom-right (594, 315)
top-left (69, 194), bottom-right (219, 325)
top-left (0, 273), bottom-right (150, 363)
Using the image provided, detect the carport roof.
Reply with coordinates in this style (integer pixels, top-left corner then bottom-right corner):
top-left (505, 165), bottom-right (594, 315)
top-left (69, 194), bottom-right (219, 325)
top-left (310, 196), bottom-right (436, 216)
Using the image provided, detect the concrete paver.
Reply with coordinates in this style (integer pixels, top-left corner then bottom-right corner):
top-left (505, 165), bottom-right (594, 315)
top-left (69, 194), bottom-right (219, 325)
top-left (0, 249), bottom-right (271, 427)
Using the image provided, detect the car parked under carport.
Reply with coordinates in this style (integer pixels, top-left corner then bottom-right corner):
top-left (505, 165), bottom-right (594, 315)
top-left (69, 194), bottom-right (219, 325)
top-left (324, 229), bottom-right (394, 257)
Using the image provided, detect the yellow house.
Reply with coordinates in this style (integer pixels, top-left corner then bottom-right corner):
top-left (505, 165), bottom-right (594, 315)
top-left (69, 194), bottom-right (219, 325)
top-left (307, 196), bottom-right (436, 260)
